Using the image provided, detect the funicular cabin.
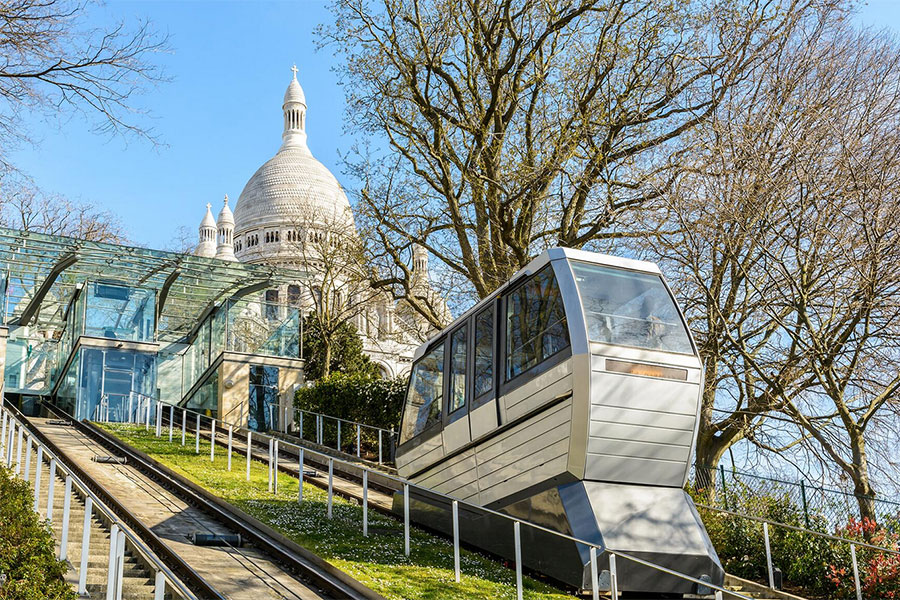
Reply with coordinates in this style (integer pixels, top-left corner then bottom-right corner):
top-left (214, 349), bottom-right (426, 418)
top-left (394, 248), bottom-right (722, 594)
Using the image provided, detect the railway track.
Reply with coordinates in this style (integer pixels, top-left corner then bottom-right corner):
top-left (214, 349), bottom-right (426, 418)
top-left (19, 405), bottom-right (383, 600)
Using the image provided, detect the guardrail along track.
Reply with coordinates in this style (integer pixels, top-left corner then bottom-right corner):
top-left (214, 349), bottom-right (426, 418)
top-left (29, 407), bottom-right (382, 600)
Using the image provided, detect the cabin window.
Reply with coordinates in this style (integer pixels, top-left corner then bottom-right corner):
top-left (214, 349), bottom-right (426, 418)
top-left (473, 307), bottom-right (493, 398)
top-left (569, 261), bottom-right (693, 354)
top-left (448, 326), bottom-right (467, 413)
top-left (400, 342), bottom-right (445, 443)
top-left (505, 266), bottom-right (569, 381)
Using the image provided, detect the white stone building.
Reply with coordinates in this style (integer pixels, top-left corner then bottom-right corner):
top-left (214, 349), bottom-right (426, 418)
top-left (193, 67), bottom-right (444, 378)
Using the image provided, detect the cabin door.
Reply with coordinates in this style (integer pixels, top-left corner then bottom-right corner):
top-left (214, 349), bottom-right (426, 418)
top-left (467, 304), bottom-right (499, 442)
top-left (442, 323), bottom-right (471, 453)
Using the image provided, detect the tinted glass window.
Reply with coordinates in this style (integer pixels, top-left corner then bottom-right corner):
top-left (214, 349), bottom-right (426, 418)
top-left (506, 266), bottom-right (570, 381)
top-left (570, 261), bottom-right (693, 354)
top-left (448, 327), bottom-right (467, 413)
top-left (474, 308), bottom-right (493, 398)
top-left (400, 342), bottom-right (445, 443)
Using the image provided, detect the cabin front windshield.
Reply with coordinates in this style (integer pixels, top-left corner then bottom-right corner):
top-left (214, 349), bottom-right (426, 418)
top-left (400, 343), bottom-right (444, 444)
top-left (570, 261), bottom-right (693, 355)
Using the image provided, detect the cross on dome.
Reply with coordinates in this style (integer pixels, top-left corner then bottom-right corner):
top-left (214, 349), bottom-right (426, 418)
top-left (291, 64), bottom-right (298, 78)
top-left (224, 194), bottom-right (229, 206)
top-left (206, 203), bottom-right (211, 210)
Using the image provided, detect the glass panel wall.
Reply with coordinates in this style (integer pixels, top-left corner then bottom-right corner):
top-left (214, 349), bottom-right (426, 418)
top-left (80, 282), bottom-right (156, 342)
top-left (248, 365), bottom-right (279, 432)
top-left (184, 369), bottom-right (218, 417)
top-left (4, 329), bottom-right (58, 394)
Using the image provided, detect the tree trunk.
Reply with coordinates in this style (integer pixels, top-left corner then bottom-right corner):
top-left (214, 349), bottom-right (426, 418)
top-left (849, 430), bottom-right (878, 526)
top-left (323, 339), bottom-right (332, 378)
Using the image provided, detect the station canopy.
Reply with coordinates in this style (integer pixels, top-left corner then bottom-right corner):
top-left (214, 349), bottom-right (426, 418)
top-left (0, 227), bottom-right (310, 343)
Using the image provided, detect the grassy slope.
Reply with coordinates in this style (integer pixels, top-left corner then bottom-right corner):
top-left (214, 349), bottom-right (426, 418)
top-left (99, 424), bottom-right (572, 600)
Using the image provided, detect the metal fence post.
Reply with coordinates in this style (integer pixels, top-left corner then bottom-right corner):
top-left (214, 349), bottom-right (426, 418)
top-left (32, 445), bottom-right (43, 512)
top-left (59, 476), bottom-right (72, 561)
top-left (181, 409), bottom-right (186, 446)
top-left (720, 464), bottom-right (728, 510)
top-left (0, 410), bottom-right (7, 461)
top-left (403, 483), bottom-right (410, 557)
top-left (589, 546), bottom-right (599, 600)
top-left (514, 521), bottom-right (523, 600)
top-left (273, 440), bottom-right (279, 495)
top-left (327, 458), bottom-right (334, 518)
top-left (851, 544), bottom-right (862, 600)
top-left (105, 523), bottom-right (119, 600)
top-left (114, 528), bottom-right (126, 600)
top-left (299, 411), bottom-right (304, 440)
top-left (145, 400), bottom-right (150, 430)
top-left (169, 404), bottom-right (174, 442)
top-left (155, 402), bottom-right (162, 437)
top-left (452, 500), bottom-right (460, 583)
top-left (23, 434), bottom-right (31, 479)
top-left (800, 480), bottom-right (811, 529)
top-left (362, 469), bottom-right (368, 537)
top-left (763, 522), bottom-right (775, 589)
top-left (154, 570), bottom-right (166, 600)
top-left (298, 447), bottom-right (304, 504)
top-left (46, 457), bottom-right (56, 520)
top-left (609, 553), bottom-right (619, 600)
top-left (246, 431), bottom-right (252, 482)
top-left (356, 424), bottom-right (361, 457)
top-left (337, 420), bottom-right (341, 452)
top-left (195, 414), bottom-right (200, 454)
top-left (268, 438), bottom-right (274, 493)
top-left (378, 429), bottom-right (383, 465)
top-left (78, 497), bottom-right (92, 596)
top-left (227, 426), bottom-right (233, 471)
top-left (210, 419), bottom-right (216, 462)
top-left (15, 423), bottom-right (23, 473)
top-left (317, 415), bottom-right (322, 445)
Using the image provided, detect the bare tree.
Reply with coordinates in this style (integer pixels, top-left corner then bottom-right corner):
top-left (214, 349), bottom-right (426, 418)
top-left (648, 21), bottom-right (900, 519)
top-left (0, 175), bottom-right (126, 242)
top-left (321, 0), bottom-right (829, 325)
top-left (0, 0), bottom-right (167, 164)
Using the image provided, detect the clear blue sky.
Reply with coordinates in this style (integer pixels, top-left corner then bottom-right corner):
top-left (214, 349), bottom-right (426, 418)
top-left (7, 0), bottom-right (900, 250)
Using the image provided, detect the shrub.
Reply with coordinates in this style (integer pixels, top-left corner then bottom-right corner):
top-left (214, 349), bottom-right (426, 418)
top-left (0, 464), bottom-right (75, 600)
top-left (827, 518), bottom-right (900, 599)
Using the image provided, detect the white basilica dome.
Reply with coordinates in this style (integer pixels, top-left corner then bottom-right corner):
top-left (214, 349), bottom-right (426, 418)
top-left (233, 67), bottom-right (355, 264)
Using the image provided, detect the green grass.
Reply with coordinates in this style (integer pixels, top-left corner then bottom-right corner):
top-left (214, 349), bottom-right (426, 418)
top-left (98, 424), bottom-right (572, 600)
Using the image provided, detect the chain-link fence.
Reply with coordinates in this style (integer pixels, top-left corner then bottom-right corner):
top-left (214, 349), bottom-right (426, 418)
top-left (693, 464), bottom-right (900, 530)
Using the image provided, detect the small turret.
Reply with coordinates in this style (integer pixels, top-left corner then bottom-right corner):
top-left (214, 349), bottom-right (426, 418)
top-left (281, 65), bottom-right (310, 153)
top-left (195, 203), bottom-right (217, 258)
top-left (215, 195), bottom-right (237, 261)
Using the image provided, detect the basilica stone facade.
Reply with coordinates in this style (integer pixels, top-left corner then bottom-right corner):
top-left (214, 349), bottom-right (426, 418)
top-left (192, 67), bottom-right (443, 378)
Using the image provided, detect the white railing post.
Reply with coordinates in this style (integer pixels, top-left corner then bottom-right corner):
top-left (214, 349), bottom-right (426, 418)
top-left (46, 457), bottom-right (56, 520)
top-left (154, 570), bottom-right (166, 600)
top-left (227, 426), bottom-right (233, 471)
top-left (23, 434), bottom-right (32, 479)
top-left (356, 424), bottom-right (361, 457)
top-left (267, 438), bottom-right (274, 493)
top-left (589, 546), bottom-right (599, 600)
top-left (114, 528), bottom-right (126, 600)
top-left (6, 419), bottom-right (14, 468)
top-left (128, 395), bottom-right (134, 423)
top-left (15, 423), bottom-right (23, 473)
top-left (362, 469), bottom-right (368, 537)
top-left (403, 483), bottom-right (410, 556)
top-left (78, 496), bottom-right (92, 596)
top-left (181, 409), bottom-right (186, 446)
top-left (32, 445), bottom-right (43, 512)
top-left (105, 523), bottom-right (119, 600)
top-left (155, 402), bottom-right (162, 437)
top-left (763, 522), bottom-right (775, 589)
top-left (273, 440), bottom-right (279, 494)
top-left (327, 458), bottom-right (334, 518)
top-left (145, 399), bottom-right (150, 430)
top-left (452, 499), bottom-right (460, 583)
top-left (0, 410), bottom-right (7, 461)
top-left (378, 429), bottom-right (383, 465)
top-left (210, 419), bottom-right (216, 462)
top-left (317, 415), bottom-right (322, 445)
top-left (337, 420), bottom-right (341, 452)
top-left (169, 404), bottom-right (174, 442)
top-left (246, 431), bottom-right (252, 481)
top-left (609, 553), bottom-right (619, 600)
top-left (299, 411), bottom-right (304, 440)
top-left (59, 476), bottom-right (72, 561)
top-left (195, 414), bottom-right (200, 454)
top-left (514, 521), bottom-right (523, 600)
top-left (298, 447), bottom-right (304, 504)
top-left (851, 544), bottom-right (862, 600)
top-left (715, 592), bottom-right (723, 600)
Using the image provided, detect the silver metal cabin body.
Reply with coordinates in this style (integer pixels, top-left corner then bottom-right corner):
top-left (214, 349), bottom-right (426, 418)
top-left (393, 248), bottom-right (723, 593)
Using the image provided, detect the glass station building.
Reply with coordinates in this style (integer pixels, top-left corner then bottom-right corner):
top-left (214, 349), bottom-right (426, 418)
top-left (0, 227), bottom-right (306, 431)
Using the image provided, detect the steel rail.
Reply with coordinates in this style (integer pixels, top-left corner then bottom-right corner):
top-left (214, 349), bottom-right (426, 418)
top-left (81, 418), bottom-right (384, 600)
top-left (10, 403), bottom-right (225, 600)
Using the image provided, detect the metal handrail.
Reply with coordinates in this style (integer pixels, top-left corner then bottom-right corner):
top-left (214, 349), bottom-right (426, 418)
top-left (0, 405), bottom-right (198, 600)
top-left (150, 404), bottom-right (753, 599)
top-left (296, 408), bottom-right (392, 435)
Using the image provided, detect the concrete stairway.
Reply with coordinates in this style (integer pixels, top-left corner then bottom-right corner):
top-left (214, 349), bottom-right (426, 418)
top-left (723, 575), bottom-right (809, 600)
top-left (29, 452), bottom-right (158, 599)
